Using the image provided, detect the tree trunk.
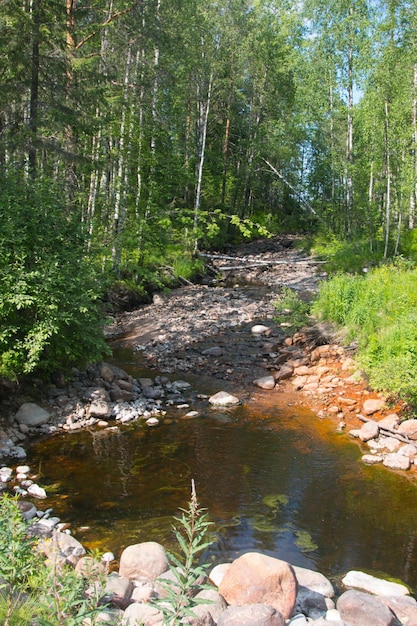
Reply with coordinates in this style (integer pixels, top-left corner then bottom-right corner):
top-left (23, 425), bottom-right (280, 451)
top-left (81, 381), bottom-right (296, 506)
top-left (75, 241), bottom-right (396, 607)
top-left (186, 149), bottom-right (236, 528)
top-left (193, 52), bottom-right (214, 252)
top-left (28, 0), bottom-right (40, 179)
top-left (384, 99), bottom-right (391, 259)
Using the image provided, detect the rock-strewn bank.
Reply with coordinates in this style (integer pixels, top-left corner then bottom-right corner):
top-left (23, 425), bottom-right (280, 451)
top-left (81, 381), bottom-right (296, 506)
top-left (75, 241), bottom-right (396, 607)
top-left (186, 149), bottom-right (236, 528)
top-left (6, 491), bottom-right (417, 625)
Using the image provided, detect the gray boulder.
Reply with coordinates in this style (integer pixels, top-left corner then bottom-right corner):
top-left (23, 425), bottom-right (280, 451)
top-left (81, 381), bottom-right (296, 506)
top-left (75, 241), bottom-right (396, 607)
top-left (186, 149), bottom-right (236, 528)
top-left (15, 403), bottom-right (50, 426)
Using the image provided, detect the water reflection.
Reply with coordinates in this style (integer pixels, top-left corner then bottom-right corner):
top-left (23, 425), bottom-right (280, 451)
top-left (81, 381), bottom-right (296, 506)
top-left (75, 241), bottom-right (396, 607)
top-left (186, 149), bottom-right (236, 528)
top-left (27, 395), bottom-right (417, 591)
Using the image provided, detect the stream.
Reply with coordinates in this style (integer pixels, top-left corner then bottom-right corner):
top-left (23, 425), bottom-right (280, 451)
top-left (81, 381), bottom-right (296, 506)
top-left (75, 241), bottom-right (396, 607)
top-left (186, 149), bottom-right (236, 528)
top-left (26, 347), bottom-right (417, 592)
top-left (22, 238), bottom-right (417, 592)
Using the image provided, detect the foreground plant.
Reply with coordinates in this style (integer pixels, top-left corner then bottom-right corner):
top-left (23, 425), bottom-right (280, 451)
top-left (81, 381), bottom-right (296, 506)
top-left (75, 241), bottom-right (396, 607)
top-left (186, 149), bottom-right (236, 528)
top-left (0, 494), bottom-right (106, 625)
top-left (154, 480), bottom-right (214, 625)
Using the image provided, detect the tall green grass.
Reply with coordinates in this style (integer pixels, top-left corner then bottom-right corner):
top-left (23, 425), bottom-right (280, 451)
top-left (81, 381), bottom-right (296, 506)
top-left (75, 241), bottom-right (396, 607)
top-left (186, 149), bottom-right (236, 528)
top-left (312, 262), bottom-right (417, 405)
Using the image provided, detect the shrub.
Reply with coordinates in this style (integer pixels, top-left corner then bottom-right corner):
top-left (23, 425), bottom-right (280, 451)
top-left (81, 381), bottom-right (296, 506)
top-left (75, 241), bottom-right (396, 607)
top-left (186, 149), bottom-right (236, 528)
top-left (0, 173), bottom-right (110, 379)
top-left (313, 263), bottom-right (417, 405)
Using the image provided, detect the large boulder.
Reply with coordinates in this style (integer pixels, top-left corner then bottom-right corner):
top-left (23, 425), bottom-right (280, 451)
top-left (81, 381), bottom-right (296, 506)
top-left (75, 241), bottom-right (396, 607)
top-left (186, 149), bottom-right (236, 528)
top-left (218, 552), bottom-right (297, 620)
top-left (15, 403), bottom-right (50, 426)
top-left (119, 541), bottom-right (169, 581)
top-left (337, 590), bottom-right (398, 626)
top-left (217, 604), bottom-right (285, 626)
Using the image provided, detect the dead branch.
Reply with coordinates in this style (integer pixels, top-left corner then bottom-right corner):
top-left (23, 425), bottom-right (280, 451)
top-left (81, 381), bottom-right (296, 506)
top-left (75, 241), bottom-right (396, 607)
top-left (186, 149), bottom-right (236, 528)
top-left (358, 415), bottom-right (411, 444)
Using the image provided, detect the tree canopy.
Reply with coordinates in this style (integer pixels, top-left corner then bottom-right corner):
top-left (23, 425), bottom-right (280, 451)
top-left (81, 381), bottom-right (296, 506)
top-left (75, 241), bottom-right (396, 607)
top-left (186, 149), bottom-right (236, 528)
top-left (1, 0), bottom-right (416, 377)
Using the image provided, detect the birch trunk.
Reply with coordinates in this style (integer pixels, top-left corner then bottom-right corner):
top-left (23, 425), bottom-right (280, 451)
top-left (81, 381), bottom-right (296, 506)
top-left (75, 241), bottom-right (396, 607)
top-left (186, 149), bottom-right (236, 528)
top-left (384, 99), bottom-right (391, 259)
top-left (193, 62), bottom-right (214, 253)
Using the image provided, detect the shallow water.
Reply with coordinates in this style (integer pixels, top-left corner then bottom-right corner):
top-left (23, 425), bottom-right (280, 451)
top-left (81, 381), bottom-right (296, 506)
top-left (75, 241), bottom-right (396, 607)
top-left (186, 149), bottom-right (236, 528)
top-left (27, 362), bottom-right (417, 591)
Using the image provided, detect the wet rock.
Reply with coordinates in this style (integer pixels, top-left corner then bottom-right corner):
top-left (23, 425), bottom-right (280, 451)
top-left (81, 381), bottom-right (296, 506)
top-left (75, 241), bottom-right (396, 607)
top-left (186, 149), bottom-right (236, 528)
top-left (337, 589), bottom-right (398, 626)
top-left (119, 541), bottom-right (169, 581)
top-left (217, 604), bottom-right (285, 626)
top-left (27, 483), bottom-right (47, 499)
top-left (15, 402), bottom-right (51, 426)
top-left (208, 391), bottom-right (240, 406)
top-left (342, 570), bottom-right (409, 597)
top-left (218, 552), bottom-right (297, 619)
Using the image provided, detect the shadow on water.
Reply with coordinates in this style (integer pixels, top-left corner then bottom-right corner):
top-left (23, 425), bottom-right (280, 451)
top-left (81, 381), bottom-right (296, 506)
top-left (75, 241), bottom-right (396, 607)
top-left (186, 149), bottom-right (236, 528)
top-left (27, 368), bottom-right (417, 591)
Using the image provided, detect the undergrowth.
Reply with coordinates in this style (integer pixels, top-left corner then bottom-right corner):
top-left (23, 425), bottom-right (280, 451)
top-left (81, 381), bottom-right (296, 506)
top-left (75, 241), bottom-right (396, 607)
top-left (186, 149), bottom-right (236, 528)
top-left (312, 261), bottom-right (417, 406)
top-left (273, 286), bottom-right (311, 331)
top-left (1, 483), bottom-right (214, 626)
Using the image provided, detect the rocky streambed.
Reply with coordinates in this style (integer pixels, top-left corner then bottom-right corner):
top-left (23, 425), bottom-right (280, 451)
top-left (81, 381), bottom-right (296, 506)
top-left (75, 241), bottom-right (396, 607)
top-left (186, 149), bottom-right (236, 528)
top-left (2, 235), bottom-right (417, 624)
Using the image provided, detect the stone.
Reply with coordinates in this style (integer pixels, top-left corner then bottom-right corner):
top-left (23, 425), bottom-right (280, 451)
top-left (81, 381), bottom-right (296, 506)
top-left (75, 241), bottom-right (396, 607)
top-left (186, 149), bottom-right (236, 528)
top-left (398, 419), bottom-right (417, 439)
top-left (253, 376), bottom-right (276, 390)
top-left (337, 589), bottom-right (398, 626)
top-left (89, 399), bottom-right (111, 419)
top-left (358, 420), bottom-right (379, 442)
top-left (399, 443), bottom-right (417, 457)
top-left (27, 483), bottom-right (47, 499)
top-left (208, 391), bottom-right (240, 406)
top-left (273, 364), bottom-right (294, 381)
top-left (216, 604), bottom-right (285, 626)
top-left (202, 346), bottom-right (224, 357)
top-left (121, 601), bottom-right (163, 626)
top-left (119, 541), bottom-right (169, 581)
top-left (251, 324), bottom-right (270, 335)
top-left (292, 565), bottom-right (334, 598)
top-left (15, 402), bottom-right (51, 426)
top-left (193, 589), bottom-right (228, 623)
top-left (17, 500), bottom-right (37, 521)
top-left (102, 574), bottom-right (133, 609)
top-left (379, 595), bottom-right (417, 626)
top-left (218, 552), bottom-right (297, 619)
top-left (98, 363), bottom-right (115, 383)
top-left (362, 454), bottom-right (383, 465)
top-left (75, 556), bottom-right (107, 578)
top-left (342, 570), bottom-right (409, 597)
top-left (378, 414), bottom-right (400, 429)
top-left (209, 563), bottom-right (230, 587)
top-left (383, 453), bottom-right (411, 471)
top-left (362, 398), bottom-right (385, 415)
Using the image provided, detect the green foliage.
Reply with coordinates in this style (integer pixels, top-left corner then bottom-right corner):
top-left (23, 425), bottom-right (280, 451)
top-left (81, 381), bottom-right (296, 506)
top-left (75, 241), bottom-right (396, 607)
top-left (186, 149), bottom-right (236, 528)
top-left (0, 495), bottom-right (107, 626)
top-left (154, 480), bottom-right (214, 626)
top-left (273, 286), bottom-right (311, 330)
top-left (309, 231), bottom-right (387, 274)
top-left (0, 173), bottom-right (110, 380)
top-left (313, 263), bottom-right (417, 404)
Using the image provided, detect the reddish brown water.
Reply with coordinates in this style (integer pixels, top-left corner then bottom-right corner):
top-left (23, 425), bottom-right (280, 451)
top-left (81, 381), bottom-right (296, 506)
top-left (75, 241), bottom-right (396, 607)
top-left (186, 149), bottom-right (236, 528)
top-left (27, 361), bottom-right (417, 592)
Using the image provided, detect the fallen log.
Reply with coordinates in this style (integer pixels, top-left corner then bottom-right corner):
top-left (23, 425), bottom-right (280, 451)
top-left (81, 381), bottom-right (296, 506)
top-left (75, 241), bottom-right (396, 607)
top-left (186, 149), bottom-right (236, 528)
top-left (358, 414), bottom-right (411, 444)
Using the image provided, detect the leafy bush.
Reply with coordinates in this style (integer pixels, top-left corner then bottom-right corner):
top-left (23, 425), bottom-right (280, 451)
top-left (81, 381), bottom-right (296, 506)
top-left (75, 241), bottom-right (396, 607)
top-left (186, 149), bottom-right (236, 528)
top-left (313, 263), bottom-right (417, 404)
top-left (308, 231), bottom-right (387, 274)
top-left (0, 174), bottom-right (110, 379)
top-left (0, 494), bottom-right (106, 626)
